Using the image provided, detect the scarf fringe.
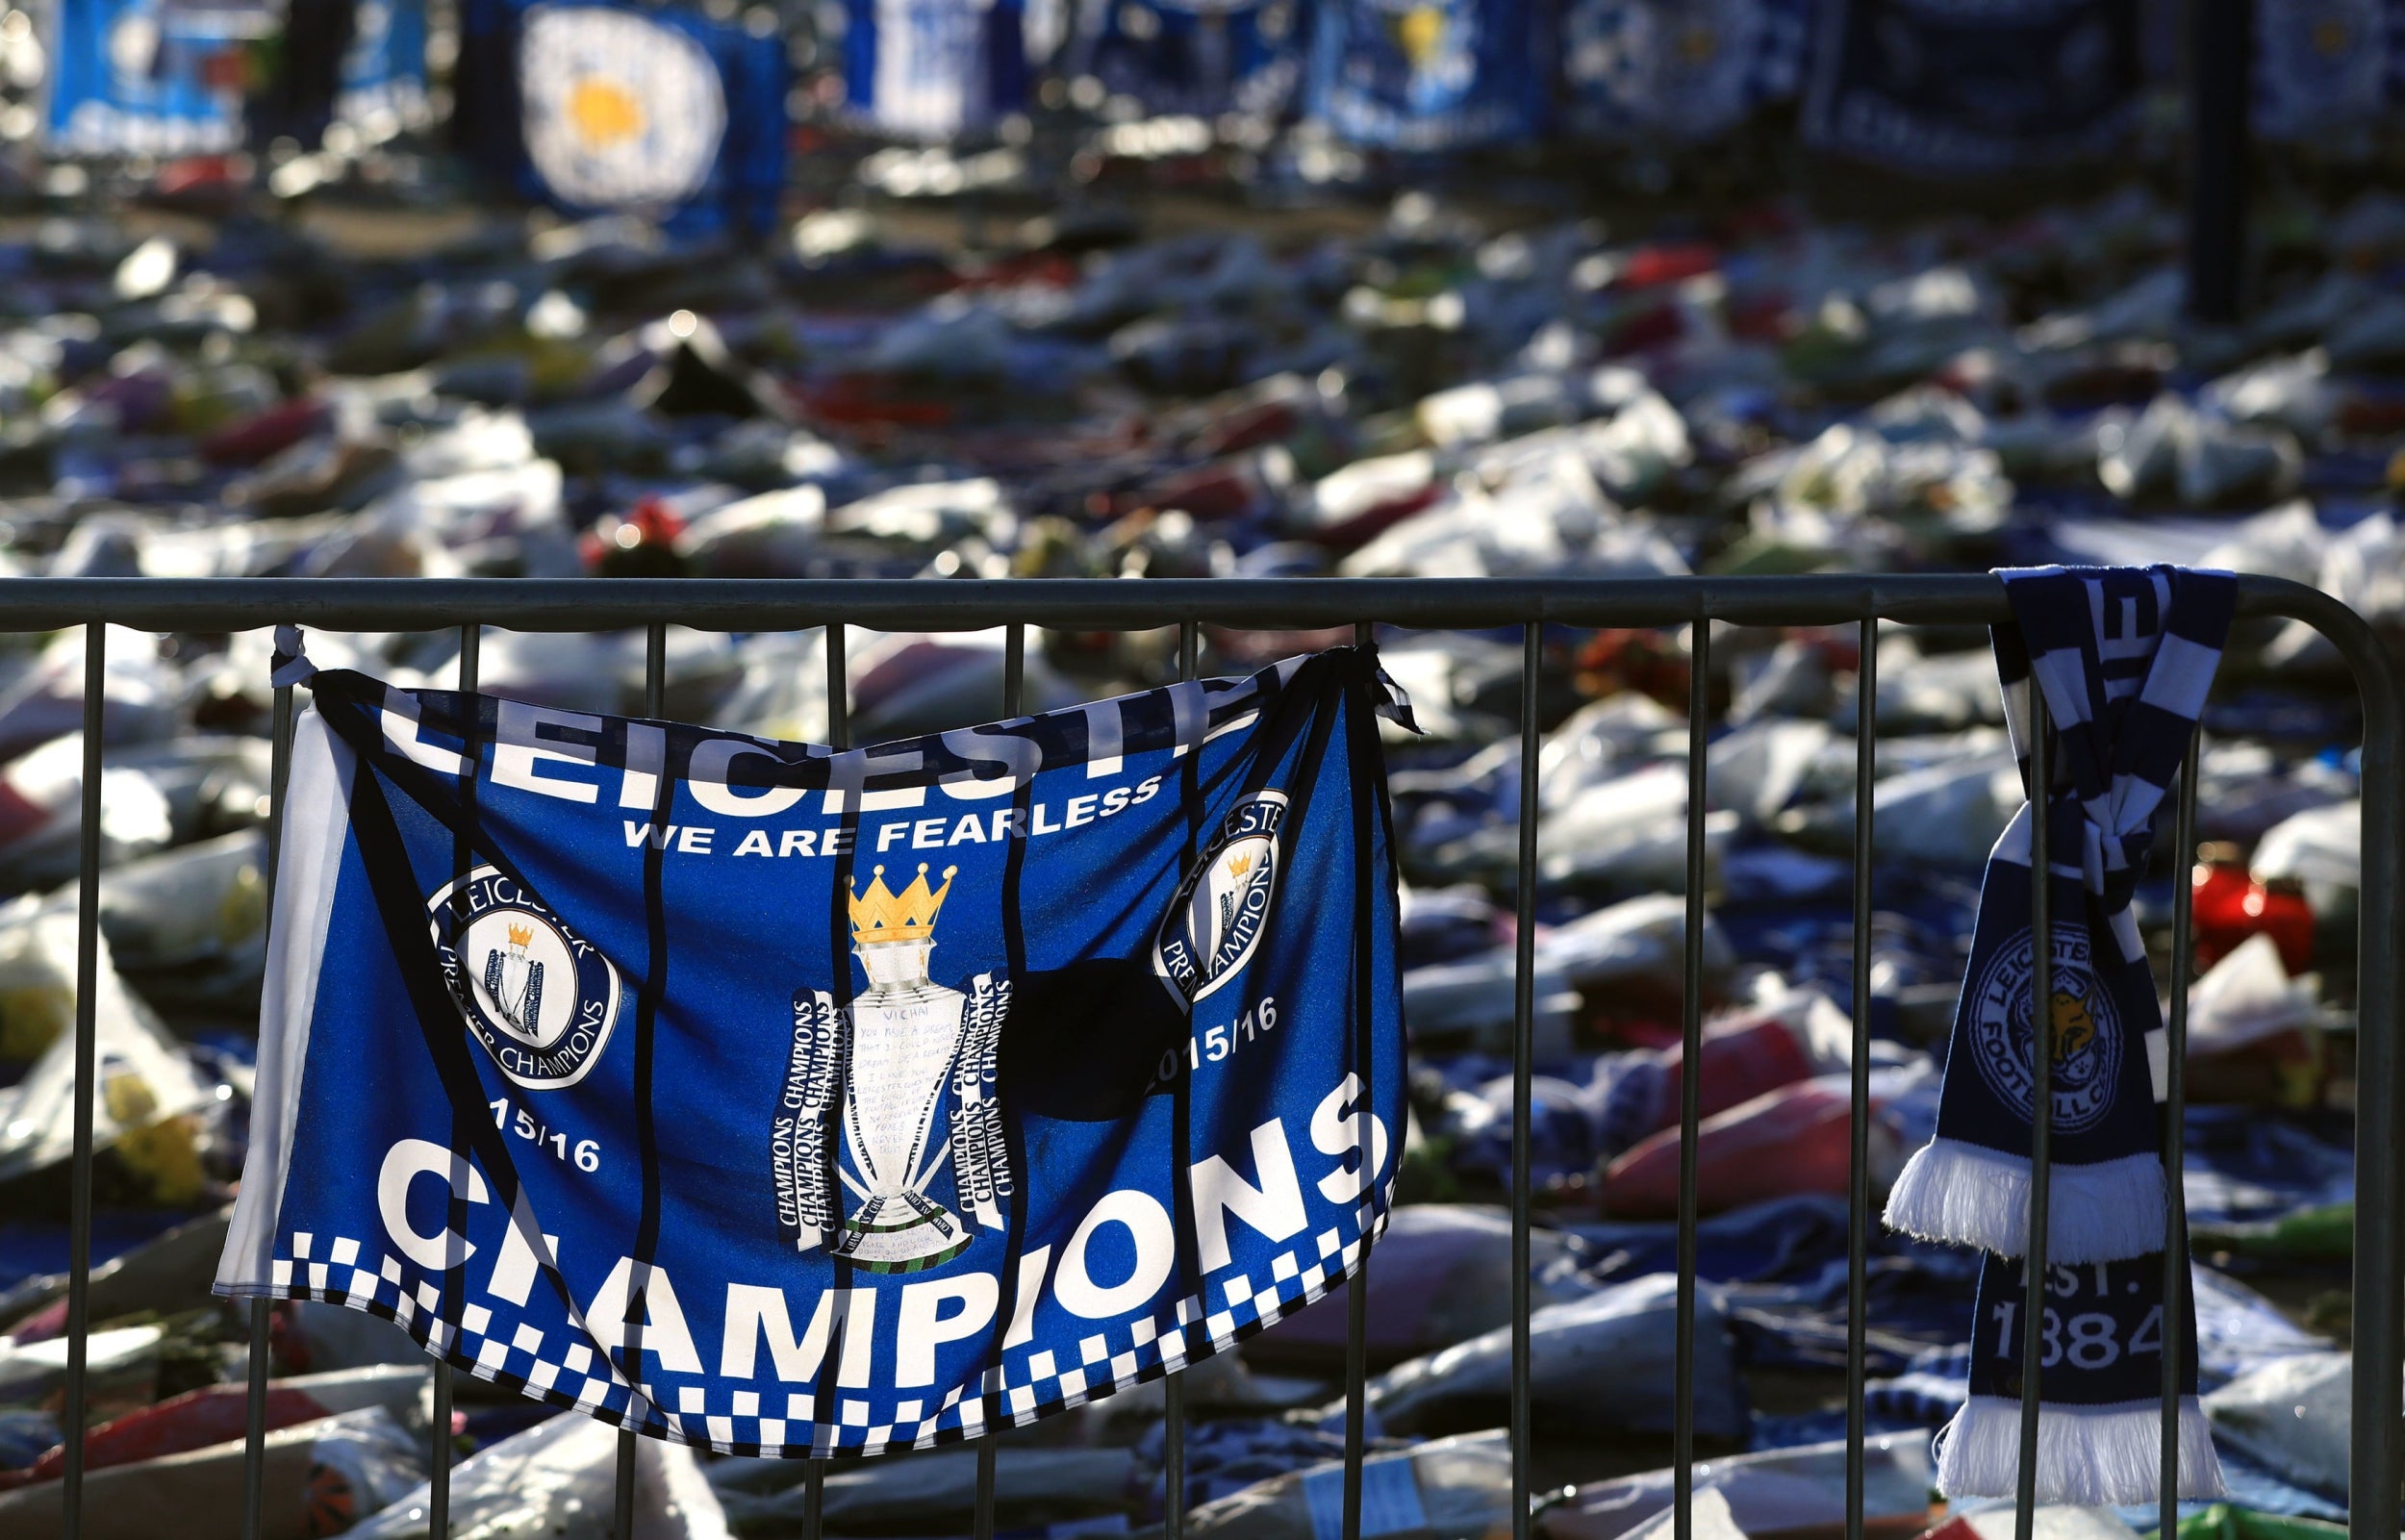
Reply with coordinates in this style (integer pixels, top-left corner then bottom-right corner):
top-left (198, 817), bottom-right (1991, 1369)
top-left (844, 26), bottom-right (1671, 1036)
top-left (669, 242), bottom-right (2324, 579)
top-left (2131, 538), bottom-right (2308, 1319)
top-left (1935, 1394), bottom-right (2225, 1503)
top-left (1884, 1138), bottom-right (2166, 1263)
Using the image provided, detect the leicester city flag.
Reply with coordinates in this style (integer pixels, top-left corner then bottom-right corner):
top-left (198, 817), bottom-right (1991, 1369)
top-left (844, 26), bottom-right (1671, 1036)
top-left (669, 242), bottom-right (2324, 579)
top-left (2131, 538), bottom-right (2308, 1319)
top-left (1068, 0), bottom-right (1309, 122)
top-left (1560, 0), bottom-right (1809, 143)
top-left (1799, 0), bottom-right (2140, 176)
top-left (844, 0), bottom-right (1030, 139)
top-left (335, 0), bottom-right (432, 143)
top-left (219, 643), bottom-right (1408, 1455)
top-left (45, 0), bottom-right (275, 156)
top-left (454, 0), bottom-right (787, 238)
top-left (2252, 0), bottom-right (2396, 141)
top-left (1306, 0), bottom-right (1547, 149)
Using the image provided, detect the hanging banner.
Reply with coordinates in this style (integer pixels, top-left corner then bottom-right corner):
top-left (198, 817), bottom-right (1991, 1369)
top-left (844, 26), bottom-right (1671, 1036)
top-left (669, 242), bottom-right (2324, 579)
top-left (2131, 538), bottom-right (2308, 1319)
top-left (844, 0), bottom-right (1029, 139)
top-left (1068, 0), bottom-right (1307, 122)
top-left (45, 0), bottom-right (275, 156)
top-left (219, 644), bottom-right (1408, 1456)
top-left (1306, 0), bottom-right (1546, 150)
top-left (451, 0), bottom-right (787, 237)
top-left (1799, 0), bottom-right (2139, 176)
top-left (1560, 0), bottom-right (1809, 142)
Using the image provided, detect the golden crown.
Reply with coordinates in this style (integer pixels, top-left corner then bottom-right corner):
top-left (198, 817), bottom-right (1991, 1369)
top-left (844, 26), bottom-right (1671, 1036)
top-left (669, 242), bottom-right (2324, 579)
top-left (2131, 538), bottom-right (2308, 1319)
top-left (850, 864), bottom-right (955, 943)
top-left (505, 921), bottom-right (534, 948)
top-left (1227, 851), bottom-right (1253, 877)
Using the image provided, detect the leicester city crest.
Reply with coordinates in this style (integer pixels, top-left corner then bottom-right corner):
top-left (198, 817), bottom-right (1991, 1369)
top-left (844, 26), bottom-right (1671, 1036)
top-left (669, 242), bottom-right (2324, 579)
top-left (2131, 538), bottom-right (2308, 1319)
top-left (775, 863), bottom-right (1013, 1274)
top-left (428, 867), bottom-right (621, 1091)
top-left (1154, 791), bottom-right (1287, 1008)
top-left (519, 5), bottom-right (727, 210)
top-left (1966, 923), bottom-right (2123, 1135)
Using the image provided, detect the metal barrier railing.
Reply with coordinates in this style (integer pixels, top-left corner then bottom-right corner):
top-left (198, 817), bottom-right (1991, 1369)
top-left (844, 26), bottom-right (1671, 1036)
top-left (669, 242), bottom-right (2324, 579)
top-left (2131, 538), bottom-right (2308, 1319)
top-left (21, 573), bottom-right (2401, 1540)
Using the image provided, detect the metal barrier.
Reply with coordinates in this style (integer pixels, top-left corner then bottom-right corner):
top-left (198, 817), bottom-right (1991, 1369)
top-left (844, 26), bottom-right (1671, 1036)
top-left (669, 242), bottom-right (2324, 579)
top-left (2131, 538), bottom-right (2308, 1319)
top-left (21, 572), bottom-right (2399, 1540)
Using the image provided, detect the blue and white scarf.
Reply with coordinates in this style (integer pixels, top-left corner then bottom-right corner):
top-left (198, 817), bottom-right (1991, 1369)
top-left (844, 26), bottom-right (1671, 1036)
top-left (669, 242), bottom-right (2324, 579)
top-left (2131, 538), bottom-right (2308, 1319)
top-left (219, 641), bottom-right (1408, 1456)
top-left (1886, 566), bottom-right (2232, 1503)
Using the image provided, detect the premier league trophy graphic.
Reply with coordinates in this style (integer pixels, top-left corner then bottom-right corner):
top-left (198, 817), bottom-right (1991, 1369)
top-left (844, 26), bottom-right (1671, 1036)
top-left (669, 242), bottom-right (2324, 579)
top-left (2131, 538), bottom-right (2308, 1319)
top-left (773, 864), bottom-right (1012, 1273)
top-left (484, 921), bottom-right (545, 1038)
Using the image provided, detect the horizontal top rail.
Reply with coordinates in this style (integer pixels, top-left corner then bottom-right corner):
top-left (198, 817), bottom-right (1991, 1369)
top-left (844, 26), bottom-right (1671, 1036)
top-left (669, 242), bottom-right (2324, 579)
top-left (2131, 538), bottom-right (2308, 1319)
top-left (16, 569), bottom-right (2401, 1540)
top-left (0, 573), bottom-right (2383, 645)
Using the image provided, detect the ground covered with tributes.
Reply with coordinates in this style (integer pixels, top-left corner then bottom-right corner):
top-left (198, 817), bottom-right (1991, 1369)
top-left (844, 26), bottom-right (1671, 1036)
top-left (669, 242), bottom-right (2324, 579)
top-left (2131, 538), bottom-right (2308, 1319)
top-left (0, 137), bottom-right (2389, 1540)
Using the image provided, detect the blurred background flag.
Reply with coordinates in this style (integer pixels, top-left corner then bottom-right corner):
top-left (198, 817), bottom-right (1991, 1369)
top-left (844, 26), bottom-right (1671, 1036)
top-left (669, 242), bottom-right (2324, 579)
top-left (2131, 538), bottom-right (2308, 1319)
top-left (453, 0), bottom-right (787, 237)
top-left (240, 0), bottom-right (423, 152)
top-left (844, 0), bottom-right (1028, 139)
top-left (1798, 0), bottom-right (2140, 175)
top-left (1306, 0), bottom-right (1548, 150)
top-left (1560, 0), bottom-right (1809, 142)
top-left (520, 5), bottom-right (728, 207)
top-left (332, 0), bottom-right (429, 144)
top-left (2250, 0), bottom-right (2394, 141)
top-left (1066, 0), bottom-right (1308, 124)
top-left (45, 0), bottom-right (275, 156)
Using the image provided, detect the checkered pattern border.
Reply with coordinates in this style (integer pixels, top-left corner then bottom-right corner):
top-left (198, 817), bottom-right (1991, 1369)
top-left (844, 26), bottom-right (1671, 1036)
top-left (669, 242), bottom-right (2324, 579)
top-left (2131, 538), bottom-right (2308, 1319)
top-left (251, 1229), bottom-right (661, 1435)
top-left (228, 1180), bottom-right (1395, 1456)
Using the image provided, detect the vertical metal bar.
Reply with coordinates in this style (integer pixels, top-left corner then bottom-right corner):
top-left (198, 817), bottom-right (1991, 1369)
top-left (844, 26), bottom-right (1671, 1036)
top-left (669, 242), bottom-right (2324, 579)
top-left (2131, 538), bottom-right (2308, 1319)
top-left (2185, 0), bottom-right (2253, 323)
top-left (807, 620), bottom-right (846, 1540)
top-left (1165, 619), bottom-right (1198, 1540)
top-left (1003, 624), bottom-right (1025, 718)
top-left (975, 1411), bottom-right (998, 1537)
top-left (2013, 695), bottom-right (2055, 1540)
top-left (1844, 619), bottom-right (1876, 1540)
top-left (1344, 616), bottom-right (1375, 1540)
top-left (429, 1317), bottom-right (455, 1506)
top-left (976, 623), bottom-right (1022, 1540)
top-left (612, 621), bottom-right (668, 1540)
top-left (432, 622), bottom-right (480, 1540)
top-left (240, 665), bottom-right (298, 1540)
top-left (2161, 736), bottom-right (2200, 1535)
top-left (827, 623), bottom-right (848, 751)
top-left (60, 623), bottom-right (105, 1539)
top-left (2349, 646), bottom-right (2405, 1540)
top-left (1510, 622), bottom-right (1540, 1540)
top-left (1673, 619), bottom-right (1710, 1540)
top-left (240, 1297), bottom-right (271, 1533)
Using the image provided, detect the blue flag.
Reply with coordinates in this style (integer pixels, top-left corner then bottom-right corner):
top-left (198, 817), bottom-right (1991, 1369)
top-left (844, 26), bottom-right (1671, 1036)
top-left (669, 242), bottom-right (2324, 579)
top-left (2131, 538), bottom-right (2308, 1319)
top-left (453, 0), bottom-right (787, 238)
top-left (336, 0), bottom-right (431, 142)
top-left (1306, 0), bottom-right (1547, 149)
top-left (219, 643), bottom-right (1408, 1456)
top-left (2251, 0), bottom-right (2398, 141)
top-left (1068, 0), bottom-right (1309, 121)
top-left (1559, 0), bottom-right (1808, 142)
top-left (844, 0), bottom-right (1030, 139)
top-left (1799, 0), bottom-right (2140, 176)
top-left (46, 0), bottom-right (274, 156)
